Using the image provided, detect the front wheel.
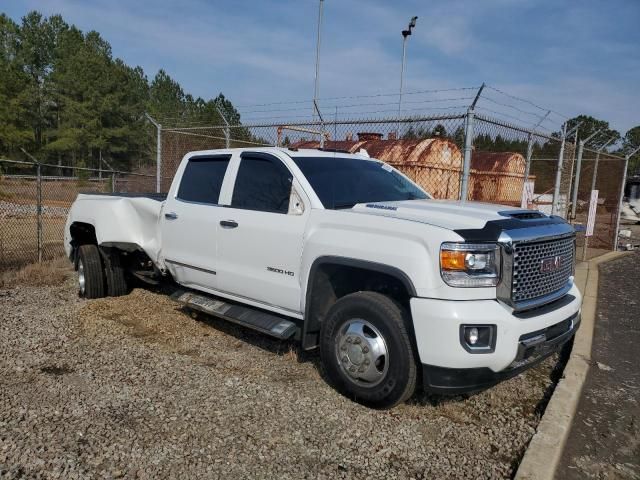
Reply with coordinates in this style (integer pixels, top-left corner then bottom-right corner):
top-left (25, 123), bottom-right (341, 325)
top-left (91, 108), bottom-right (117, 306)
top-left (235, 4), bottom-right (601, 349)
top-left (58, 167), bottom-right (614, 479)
top-left (320, 291), bottom-right (417, 408)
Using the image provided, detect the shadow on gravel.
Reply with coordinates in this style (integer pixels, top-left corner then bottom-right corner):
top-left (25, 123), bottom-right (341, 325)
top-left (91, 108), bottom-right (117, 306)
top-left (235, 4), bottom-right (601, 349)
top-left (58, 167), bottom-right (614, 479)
top-left (532, 338), bottom-right (572, 418)
top-left (183, 304), bottom-right (326, 370)
top-left (134, 279), bottom-right (333, 375)
top-left (40, 364), bottom-right (74, 376)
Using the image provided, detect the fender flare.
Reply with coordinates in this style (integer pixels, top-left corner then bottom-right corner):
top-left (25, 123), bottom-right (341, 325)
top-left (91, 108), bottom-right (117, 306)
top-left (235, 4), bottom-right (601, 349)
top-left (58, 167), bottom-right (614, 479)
top-left (301, 255), bottom-right (417, 350)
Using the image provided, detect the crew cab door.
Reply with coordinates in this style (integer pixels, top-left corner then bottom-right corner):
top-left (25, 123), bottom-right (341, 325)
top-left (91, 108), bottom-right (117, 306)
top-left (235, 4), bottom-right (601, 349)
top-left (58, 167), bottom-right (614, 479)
top-left (160, 154), bottom-right (232, 290)
top-left (216, 152), bottom-right (308, 313)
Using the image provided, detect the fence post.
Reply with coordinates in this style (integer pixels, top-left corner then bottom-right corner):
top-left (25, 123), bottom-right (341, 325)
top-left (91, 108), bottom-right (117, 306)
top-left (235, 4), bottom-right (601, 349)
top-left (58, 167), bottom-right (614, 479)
top-left (313, 100), bottom-right (326, 148)
top-left (551, 123), bottom-right (567, 216)
top-left (36, 161), bottom-right (42, 263)
top-left (20, 148), bottom-right (43, 263)
top-left (523, 133), bottom-right (534, 182)
top-left (215, 105), bottom-right (231, 148)
top-left (145, 113), bottom-right (162, 193)
top-left (460, 109), bottom-right (474, 201)
top-left (570, 140), bottom-right (585, 220)
top-left (570, 129), bottom-right (601, 220)
top-left (111, 172), bottom-right (116, 193)
top-left (524, 110), bottom-right (550, 183)
top-left (590, 137), bottom-right (616, 193)
top-left (460, 83), bottom-right (484, 202)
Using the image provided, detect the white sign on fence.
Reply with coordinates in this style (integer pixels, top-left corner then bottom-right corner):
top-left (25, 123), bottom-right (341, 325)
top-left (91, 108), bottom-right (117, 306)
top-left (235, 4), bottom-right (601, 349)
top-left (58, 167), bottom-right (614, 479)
top-left (521, 180), bottom-right (535, 209)
top-left (585, 190), bottom-right (599, 237)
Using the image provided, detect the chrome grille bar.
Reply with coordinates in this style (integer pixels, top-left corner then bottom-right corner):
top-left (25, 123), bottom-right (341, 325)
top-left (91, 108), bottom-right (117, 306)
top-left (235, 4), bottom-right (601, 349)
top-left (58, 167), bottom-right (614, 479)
top-left (512, 235), bottom-right (575, 305)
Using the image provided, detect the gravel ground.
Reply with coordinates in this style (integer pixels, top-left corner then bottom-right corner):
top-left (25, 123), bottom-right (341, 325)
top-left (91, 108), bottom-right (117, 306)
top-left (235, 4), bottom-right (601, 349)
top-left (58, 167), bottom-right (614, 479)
top-left (0, 269), bottom-right (563, 479)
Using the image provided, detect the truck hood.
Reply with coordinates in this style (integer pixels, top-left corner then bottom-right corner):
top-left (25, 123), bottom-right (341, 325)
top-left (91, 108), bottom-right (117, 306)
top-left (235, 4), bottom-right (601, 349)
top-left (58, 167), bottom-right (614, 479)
top-left (348, 199), bottom-right (519, 231)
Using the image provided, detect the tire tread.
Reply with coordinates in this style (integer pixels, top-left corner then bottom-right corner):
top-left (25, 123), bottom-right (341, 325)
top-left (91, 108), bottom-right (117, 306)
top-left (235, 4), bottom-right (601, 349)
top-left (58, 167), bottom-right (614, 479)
top-left (102, 249), bottom-right (128, 297)
top-left (320, 291), bottom-right (417, 408)
top-left (78, 244), bottom-right (105, 299)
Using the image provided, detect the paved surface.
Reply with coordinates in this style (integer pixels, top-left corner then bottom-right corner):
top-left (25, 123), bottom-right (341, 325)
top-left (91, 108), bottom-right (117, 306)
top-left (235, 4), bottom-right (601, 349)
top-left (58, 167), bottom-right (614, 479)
top-left (0, 267), bottom-right (563, 479)
top-left (557, 252), bottom-right (640, 479)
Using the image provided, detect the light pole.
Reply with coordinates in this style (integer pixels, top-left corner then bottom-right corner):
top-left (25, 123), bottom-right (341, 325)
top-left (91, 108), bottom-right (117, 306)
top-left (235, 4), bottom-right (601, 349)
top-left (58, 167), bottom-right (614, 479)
top-left (398, 16), bottom-right (418, 121)
top-left (313, 0), bottom-right (324, 121)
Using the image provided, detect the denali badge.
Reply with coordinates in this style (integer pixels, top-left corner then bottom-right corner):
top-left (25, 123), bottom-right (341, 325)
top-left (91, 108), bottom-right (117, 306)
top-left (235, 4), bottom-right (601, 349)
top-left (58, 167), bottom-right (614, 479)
top-left (540, 255), bottom-right (563, 273)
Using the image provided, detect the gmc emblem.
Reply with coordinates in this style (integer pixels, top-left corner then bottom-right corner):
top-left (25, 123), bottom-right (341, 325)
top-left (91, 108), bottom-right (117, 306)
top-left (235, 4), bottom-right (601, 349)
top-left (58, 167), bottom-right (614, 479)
top-left (540, 255), bottom-right (563, 273)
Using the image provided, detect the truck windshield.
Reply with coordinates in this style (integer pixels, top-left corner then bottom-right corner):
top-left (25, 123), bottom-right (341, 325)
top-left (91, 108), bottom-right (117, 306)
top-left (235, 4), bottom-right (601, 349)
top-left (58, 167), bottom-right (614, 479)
top-left (292, 156), bottom-right (428, 209)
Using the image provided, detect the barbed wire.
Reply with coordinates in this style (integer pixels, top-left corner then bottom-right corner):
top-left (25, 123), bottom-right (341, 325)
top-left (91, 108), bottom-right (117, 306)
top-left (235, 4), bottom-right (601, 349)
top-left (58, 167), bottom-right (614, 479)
top-left (238, 96), bottom-right (475, 115)
top-left (484, 85), bottom-right (569, 122)
top-left (233, 86), bottom-right (478, 109)
top-left (239, 105), bottom-right (469, 123)
top-left (152, 84), bottom-right (580, 138)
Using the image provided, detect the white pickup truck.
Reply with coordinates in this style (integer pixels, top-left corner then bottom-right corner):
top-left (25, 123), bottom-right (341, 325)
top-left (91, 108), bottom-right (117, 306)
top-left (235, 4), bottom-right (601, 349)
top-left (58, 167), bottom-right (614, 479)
top-left (65, 147), bottom-right (581, 408)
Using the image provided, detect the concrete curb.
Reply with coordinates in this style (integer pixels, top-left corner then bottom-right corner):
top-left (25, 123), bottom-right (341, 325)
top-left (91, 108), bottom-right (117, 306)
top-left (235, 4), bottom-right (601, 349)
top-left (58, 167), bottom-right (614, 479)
top-left (515, 250), bottom-right (632, 480)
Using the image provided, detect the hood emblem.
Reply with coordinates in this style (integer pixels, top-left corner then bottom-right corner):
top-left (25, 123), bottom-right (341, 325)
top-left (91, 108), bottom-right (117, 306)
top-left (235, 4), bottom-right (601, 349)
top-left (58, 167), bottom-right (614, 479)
top-left (540, 255), bottom-right (563, 273)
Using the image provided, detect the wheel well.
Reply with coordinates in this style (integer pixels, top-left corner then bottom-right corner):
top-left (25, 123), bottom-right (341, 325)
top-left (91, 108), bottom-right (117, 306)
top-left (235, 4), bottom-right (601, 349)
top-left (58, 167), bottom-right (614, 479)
top-left (302, 258), bottom-right (415, 350)
top-left (70, 222), bottom-right (97, 245)
top-left (69, 222), bottom-right (98, 266)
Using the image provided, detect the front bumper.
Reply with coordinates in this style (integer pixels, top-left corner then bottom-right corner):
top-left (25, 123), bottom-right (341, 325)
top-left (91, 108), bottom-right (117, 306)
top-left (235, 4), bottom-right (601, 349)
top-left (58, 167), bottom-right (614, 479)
top-left (410, 283), bottom-right (582, 393)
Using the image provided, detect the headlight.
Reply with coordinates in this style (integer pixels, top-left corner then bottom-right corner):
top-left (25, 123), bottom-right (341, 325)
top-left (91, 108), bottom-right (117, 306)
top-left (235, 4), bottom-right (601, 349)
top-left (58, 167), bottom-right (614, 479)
top-left (440, 242), bottom-right (501, 287)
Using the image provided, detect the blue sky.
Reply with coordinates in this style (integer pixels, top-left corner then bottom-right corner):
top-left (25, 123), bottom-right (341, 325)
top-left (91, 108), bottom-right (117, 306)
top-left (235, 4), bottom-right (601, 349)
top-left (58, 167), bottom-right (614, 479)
top-left (4, 0), bottom-right (640, 134)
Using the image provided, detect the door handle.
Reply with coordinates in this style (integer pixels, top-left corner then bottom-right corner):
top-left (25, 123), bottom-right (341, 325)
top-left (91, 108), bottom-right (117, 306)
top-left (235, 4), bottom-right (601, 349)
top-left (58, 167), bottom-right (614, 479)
top-left (220, 220), bottom-right (238, 229)
top-left (164, 212), bottom-right (178, 220)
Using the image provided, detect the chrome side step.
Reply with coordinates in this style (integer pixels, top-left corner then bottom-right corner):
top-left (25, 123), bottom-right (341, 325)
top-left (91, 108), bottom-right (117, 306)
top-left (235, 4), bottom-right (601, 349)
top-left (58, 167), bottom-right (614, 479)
top-left (170, 289), bottom-right (298, 340)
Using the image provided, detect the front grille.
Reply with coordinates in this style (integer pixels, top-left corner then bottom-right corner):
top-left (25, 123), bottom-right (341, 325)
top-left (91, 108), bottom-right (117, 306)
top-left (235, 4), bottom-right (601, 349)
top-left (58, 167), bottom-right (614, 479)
top-left (512, 235), bottom-right (574, 304)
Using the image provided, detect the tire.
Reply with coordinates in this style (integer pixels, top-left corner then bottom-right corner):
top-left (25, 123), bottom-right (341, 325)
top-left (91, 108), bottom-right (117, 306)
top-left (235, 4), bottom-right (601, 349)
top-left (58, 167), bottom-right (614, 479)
top-left (102, 248), bottom-right (128, 297)
top-left (77, 244), bottom-right (106, 299)
top-left (320, 291), bottom-right (417, 409)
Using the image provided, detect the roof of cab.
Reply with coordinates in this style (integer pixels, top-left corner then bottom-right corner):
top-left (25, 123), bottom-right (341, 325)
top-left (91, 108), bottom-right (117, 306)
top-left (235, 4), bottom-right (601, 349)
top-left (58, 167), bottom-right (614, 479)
top-left (186, 146), bottom-right (373, 160)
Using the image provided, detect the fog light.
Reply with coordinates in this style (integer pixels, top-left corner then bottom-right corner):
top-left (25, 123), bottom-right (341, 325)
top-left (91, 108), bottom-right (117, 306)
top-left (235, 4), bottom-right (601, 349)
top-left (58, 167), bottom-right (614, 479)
top-left (467, 327), bottom-right (479, 345)
top-left (460, 325), bottom-right (496, 353)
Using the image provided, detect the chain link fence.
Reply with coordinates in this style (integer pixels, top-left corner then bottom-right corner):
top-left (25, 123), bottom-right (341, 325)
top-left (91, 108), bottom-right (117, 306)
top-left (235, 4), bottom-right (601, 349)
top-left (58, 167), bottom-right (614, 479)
top-left (0, 159), bottom-right (158, 270)
top-left (157, 112), bottom-right (627, 260)
top-left (1, 95), bottom-right (630, 271)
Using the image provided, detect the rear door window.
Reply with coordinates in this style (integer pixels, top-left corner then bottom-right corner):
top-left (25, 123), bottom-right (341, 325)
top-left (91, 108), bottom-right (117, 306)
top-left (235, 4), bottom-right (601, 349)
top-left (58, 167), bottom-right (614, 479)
top-left (231, 154), bottom-right (293, 213)
top-left (177, 155), bottom-right (231, 204)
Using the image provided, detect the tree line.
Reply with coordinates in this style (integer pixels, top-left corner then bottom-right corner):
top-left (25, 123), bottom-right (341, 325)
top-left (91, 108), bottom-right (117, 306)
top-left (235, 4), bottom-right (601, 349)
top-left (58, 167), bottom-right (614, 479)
top-left (2, 11), bottom-right (638, 176)
top-left (0, 11), bottom-right (241, 173)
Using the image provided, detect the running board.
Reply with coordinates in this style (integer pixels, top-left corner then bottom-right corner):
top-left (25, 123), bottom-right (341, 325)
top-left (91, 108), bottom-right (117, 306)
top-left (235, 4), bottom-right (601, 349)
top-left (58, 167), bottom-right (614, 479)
top-left (170, 289), bottom-right (297, 340)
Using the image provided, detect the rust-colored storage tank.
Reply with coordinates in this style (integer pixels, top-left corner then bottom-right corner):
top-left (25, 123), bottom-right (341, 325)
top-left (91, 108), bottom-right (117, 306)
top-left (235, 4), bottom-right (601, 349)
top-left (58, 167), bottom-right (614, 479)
top-left (469, 152), bottom-right (527, 205)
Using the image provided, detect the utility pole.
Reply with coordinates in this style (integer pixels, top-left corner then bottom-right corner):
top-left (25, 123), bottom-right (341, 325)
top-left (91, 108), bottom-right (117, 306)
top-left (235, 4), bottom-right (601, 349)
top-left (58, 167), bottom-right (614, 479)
top-left (145, 113), bottom-right (162, 193)
top-left (397, 16), bottom-right (418, 122)
top-left (313, 0), bottom-right (324, 121)
top-left (570, 129), bottom-right (601, 220)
